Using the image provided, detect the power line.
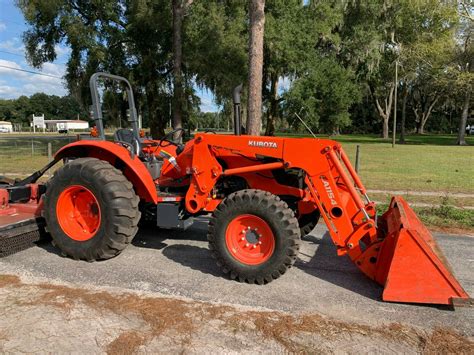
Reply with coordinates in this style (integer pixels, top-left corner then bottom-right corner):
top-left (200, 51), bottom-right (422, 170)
top-left (0, 49), bottom-right (68, 65)
top-left (0, 50), bottom-right (24, 57)
top-left (0, 64), bottom-right (62, 79)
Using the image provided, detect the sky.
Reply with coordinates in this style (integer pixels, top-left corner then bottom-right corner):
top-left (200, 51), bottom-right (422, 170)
top-left (0, 0), bottom-right (217, 112)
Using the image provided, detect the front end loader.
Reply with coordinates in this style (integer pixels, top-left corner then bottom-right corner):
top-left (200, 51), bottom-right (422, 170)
top-left (0, 73), bottom-right (470, 306)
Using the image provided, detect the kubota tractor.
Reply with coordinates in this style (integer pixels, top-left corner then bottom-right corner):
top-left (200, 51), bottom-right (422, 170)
top-left (0, 73), bottom-right (470, 306)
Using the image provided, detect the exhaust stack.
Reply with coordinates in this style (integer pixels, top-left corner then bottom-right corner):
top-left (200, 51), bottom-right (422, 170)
top-left (233, 84), bottom-right (243, 136)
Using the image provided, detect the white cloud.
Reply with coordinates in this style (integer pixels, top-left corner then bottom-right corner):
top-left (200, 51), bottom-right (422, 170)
top-left (0, 59), bottom-right (28, 77)
top-left (0, 59), bottom-right (67, 98)
top-left (42, 62), bottom-right (66, 76)
top-left (0, 22), bottom-right (6, 32)
top-left (200, 96), bottom-right (217, 112)
top-left (0, 85), bottom-right (23, 99)
top-left (55, 45), bottom-right (71, 57)
top-left (22, 82), bottom-right (67, 96)
top-left (0, 39), bottom-right (24, 55)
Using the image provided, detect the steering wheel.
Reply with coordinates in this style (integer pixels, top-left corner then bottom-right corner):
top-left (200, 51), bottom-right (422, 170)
top-left (158, 128), bottom-right (186, 147)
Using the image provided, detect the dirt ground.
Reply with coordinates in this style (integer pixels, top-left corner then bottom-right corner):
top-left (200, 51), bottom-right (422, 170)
top-left (1, 221), bottom-right (473, 353)
top-left (0, 274), bottom-right (472, 354)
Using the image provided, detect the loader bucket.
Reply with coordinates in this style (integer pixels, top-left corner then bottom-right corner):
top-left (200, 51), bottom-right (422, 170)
top-left (374, 196), bottom-right (470, 305)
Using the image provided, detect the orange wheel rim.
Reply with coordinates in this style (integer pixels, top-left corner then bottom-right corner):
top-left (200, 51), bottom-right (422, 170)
top-left (56, 185), bottom-right (101, 241)
top-left (225, 214), bottom-right (275, 265)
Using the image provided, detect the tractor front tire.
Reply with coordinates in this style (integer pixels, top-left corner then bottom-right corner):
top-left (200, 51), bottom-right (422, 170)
top-left (208, 189), bottom-right (301, 284)
top-left (44, 157), bottom-right (140, 261)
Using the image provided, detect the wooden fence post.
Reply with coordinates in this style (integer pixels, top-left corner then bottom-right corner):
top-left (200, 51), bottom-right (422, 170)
top-left (48, 142), bottom-right (52, 162)
top-left (355, 145), bottom-right (360, 173)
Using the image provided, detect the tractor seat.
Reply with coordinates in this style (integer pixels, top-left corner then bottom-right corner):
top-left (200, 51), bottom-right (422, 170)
top-left (114, 128), bottom-right (135, 145)
top-left (114, 128), bottom-right (142, 157)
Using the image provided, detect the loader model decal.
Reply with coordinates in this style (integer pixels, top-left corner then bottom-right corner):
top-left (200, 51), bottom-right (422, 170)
top-left (322, 178), bottom-right (338, 206)
top-left (248, 140), bottom-right (278, 148)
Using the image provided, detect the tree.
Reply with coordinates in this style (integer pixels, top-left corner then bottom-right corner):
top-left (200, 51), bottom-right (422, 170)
top-left (453, 1), bottom-right (473, 145)
top-left (0, 94), bottom-right (85, 126)
top-left (262, 0), bottom-right (343, 135)
top-left (340, 0), bottom-right (458, 138)
top-left (17, 0), bottom-right (197, 138)
top-left (283, 57), bottom-right (360, 134)
top-left (184, 2), bottom-right (248, 109)
top-left (172, 0), bottom-right (193, 140)
top-left (247, 0), bottom-right (266, 135)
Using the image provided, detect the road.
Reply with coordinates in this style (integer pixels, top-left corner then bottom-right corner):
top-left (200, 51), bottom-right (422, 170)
top-left (0, 220), bottom-right (472, 335)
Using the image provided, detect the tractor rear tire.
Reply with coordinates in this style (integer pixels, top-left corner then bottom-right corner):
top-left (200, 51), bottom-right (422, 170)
top-left (208, 189), bottom-right (301, 284)
top-left (44, 157), bottom-right (140, 261)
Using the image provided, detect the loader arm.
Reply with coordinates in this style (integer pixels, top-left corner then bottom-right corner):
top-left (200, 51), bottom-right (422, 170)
top-left (189, 134), bottom-right (470, 305)
top-left (189, 134), bottom-right (376, 264)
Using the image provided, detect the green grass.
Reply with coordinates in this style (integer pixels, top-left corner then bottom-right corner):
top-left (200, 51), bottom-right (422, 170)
top-left (415, 204), bottom-right (474, 231)
top-left (377, 201), bottom-right (474, 232)
top-left (278, 133), bottom-right (474, 194)
top-left (279, 133), bottom-right (474, 146)
top-left (1, 133), bottom-right (473, 193)
top-left (0, 137), bottom-right (75, 176)
top-left (343, 142), bottom-right (473, 193)
top-left (1, 133), bottom-right (472, 232)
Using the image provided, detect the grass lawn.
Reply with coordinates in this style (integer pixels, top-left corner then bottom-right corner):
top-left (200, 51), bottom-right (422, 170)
top-left (342, 142), bottom-right (473, 194)
top-left (339, 135), bottom-right (473, 194)
top-left (377, 202), bottom-right (474, 233)
top-left (0, 136), bottom-right (75, 176)
top-left (0, 132), bottom-right (472, 232)
top-left (279, 133), bottom-right (474, 194)
top-left (1, 133), bottom-right (473, 193)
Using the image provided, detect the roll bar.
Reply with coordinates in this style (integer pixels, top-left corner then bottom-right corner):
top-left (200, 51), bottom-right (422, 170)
top-left (89, 72), bottom-right (139, 142)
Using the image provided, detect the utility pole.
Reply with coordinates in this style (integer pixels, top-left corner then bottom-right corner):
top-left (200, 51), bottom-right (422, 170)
top-left (392, 59), bottom-right (398, 148)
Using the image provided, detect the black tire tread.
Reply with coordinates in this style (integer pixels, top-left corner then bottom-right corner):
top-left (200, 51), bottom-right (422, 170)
top-left (208, 189), bottom-right (300, 284)
top-left (44, 157), bottom-right (140, 261)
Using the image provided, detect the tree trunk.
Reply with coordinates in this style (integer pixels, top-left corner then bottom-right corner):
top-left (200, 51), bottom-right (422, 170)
top-left (399, 85), bottom-right (408, 144)
top-left (382, 118), bottom-right (389, 139)
top-left (247, 0), bottom-right (266, 136)
top-left (265, 73), bottom-right (278, 136)
top-left (456, 92), bottom-right (470, 145)
top-left (417, 115), bottom-right (426, 134)
top-left (414, 95), bottom-right (438, 135)
top-left (370, 84), bottom-right (394, 139)
top-left (172, 0), bottom-right (192, 141)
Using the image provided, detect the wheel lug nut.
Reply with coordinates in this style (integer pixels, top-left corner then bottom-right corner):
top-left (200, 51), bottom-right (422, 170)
top-left (241, 237), bottom-right (245, 241)
top-left (245, 243), bottom-right (249, 247)
top-left (247, 226), bottom-right (251, 229)
top-left (258, 241), bottom-right (262, 245)
top-left (252, 245), bottom-right (257, 249)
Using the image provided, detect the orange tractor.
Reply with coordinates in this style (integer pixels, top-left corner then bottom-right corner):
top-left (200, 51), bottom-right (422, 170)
top-left (0, 73), bottom-right (470, 306)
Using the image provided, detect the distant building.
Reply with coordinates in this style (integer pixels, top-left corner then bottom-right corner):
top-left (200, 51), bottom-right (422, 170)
top-left (0, 121), bottom-right (13, 133)
top-left (44, 120), bottom-right (90, 131)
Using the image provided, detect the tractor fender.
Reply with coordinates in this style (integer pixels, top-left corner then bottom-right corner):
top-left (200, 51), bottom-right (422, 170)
top-left (55, 140), bottom-right (157, 203)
